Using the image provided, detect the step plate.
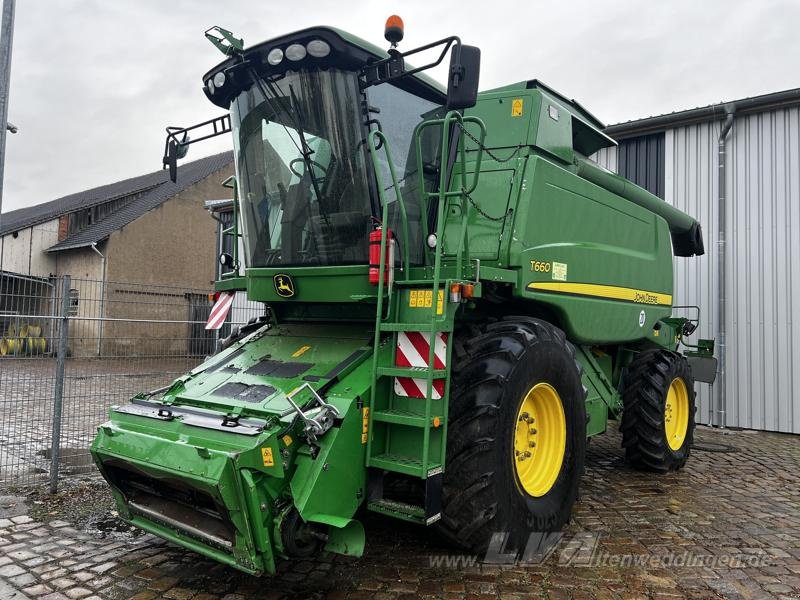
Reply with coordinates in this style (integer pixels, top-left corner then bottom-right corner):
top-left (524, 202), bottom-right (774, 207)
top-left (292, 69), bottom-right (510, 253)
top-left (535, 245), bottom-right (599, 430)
top-left (394, 331), bottom-right (449, 399)
top-left (368, 500), bottom-right (442, 525)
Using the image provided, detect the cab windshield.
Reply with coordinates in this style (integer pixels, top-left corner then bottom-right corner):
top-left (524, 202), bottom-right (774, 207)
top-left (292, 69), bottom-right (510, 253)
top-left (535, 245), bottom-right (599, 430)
top-left (231, 67), bottom-right (443, 268)
top-left (232, 68), bottom-right (372, 267)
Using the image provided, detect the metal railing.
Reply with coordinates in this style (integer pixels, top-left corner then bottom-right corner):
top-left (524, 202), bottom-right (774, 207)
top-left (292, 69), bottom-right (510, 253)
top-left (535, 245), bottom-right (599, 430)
top-left (0, 274), bottom-right (265, 490)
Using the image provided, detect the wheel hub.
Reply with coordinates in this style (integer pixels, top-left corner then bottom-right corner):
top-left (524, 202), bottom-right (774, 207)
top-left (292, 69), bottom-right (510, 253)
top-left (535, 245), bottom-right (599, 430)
top-left (664, 377), bottom-right (689, 451)
top-left (513, 382), bottom-right (566, 497)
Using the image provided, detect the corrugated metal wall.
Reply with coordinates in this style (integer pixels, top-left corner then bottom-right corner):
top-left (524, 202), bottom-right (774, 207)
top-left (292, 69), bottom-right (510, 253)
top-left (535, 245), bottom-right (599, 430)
top-left (666, 124), bottom-right (720, 429)
top-left (590, 146), bottom-right (617, 172)
top-left (618, 134), bottom-right (666, 199)
top-left (670, 109), bottom-right (800, 433)
top-left (594, 110), bottom-right (800, 433)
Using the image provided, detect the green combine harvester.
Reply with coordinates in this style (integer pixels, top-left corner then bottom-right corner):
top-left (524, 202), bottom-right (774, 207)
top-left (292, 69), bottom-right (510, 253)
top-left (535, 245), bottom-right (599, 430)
top-left (91, 17), bottom-right (715, 574)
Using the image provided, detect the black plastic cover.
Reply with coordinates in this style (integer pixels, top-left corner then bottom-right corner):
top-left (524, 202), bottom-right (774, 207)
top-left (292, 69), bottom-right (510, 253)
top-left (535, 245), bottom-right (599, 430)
top-left (672, 221), bottom-right (705, 257)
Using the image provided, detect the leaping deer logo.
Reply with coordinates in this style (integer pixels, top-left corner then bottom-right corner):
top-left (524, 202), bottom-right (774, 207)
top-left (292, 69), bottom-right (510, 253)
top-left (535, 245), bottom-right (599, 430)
top-left (273, 274), bottom-right (295, 298)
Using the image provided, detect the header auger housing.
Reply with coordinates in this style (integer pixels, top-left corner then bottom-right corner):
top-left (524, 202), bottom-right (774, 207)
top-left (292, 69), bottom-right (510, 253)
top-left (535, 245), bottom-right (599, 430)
top-left (93, 17), bottom-right (716, 574)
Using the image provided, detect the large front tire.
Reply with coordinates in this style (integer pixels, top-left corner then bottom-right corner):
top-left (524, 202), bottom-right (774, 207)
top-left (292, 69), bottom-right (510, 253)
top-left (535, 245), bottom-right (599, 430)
top-left (621, 349), bottom-right (696, 472)
top-left (438, 317), bottom-right (587, 553)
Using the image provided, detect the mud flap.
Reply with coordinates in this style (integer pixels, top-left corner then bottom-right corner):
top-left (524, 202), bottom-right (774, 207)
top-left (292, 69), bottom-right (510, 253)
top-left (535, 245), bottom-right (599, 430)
top-left (687, 355), bottom-right (717, 384)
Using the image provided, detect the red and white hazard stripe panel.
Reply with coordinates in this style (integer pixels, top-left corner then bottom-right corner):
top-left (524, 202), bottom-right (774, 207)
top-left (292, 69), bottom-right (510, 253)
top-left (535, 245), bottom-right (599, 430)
top-left (394, 331), bottom-right (448, 399)
top-left (205, 292), bottom-right (235, 330)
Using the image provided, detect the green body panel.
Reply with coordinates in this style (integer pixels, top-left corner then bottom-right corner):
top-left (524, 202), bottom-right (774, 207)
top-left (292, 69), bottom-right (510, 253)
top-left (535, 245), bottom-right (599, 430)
top-left (93, 414), bottom-right (279, 574)
top-left (575, 347), bottom-right (620, 437)
top-left (442, 167), bottom-right (515, 261)
top-left (289, 358), bottom-right (372, 522)
top-left (515, 157), bottom-right (673, 343)
top-left (245, 266), bottom-right (376, 304)
top-left (93, 27), bottom-right (711, 575)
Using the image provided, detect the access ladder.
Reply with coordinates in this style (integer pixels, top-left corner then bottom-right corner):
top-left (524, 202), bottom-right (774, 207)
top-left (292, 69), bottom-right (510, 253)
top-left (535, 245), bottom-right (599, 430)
top-left (364, 112), bottom-right (486, 523)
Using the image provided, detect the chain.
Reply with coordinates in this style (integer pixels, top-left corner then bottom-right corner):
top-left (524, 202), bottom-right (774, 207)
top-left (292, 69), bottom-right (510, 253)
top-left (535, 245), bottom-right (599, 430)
top-left (456, 122), bottom-right (525, 164)
top-left (384, 169), bottom-right (417, 192)
top-left (463, 190), bottom-right (512, 222)
top-left (456, 123), bottom-right (518, 222)
top-left (381, 122), bottom-right (522, 221)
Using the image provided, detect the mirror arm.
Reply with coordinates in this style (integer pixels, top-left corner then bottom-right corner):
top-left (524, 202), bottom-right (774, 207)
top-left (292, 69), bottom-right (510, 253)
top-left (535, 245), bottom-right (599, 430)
top-left (450, 61), bottom-right (465, 89)
top-left (360, 36), bottom-right (461, 89)
top-left (162, 114), bottom-right (232, 182)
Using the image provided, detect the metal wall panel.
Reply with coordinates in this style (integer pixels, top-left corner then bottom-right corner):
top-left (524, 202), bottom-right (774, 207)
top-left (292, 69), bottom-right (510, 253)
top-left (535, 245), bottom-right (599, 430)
top-left (667, 124), bottom-right (719, 428)
top-left (618, 133), bottom-right (666, 199)
top-left (668, 109), bottom-right (800, 433)
top-left (589, 146), bottom-right (618, 172)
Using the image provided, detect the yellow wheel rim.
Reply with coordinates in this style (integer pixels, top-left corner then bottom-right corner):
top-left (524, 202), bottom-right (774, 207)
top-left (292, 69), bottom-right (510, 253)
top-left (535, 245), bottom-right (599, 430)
top-left (664, 377), bottom-right (689, 451)
top-left (513, 382), bottom-right (566, 497)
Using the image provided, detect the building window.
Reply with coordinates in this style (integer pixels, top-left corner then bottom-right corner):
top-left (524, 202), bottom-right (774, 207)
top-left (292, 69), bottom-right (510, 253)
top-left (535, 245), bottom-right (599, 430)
top-left (66, 195), bottom-right (138, 237)
top-left (68, 289), bottom-right (79, 316)
top-left (617, 133), bottom-right (665, 199)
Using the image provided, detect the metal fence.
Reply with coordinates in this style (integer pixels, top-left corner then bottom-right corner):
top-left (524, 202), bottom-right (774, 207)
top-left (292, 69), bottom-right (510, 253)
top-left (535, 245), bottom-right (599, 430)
top-left (0, 273), bottom-right (264, 490)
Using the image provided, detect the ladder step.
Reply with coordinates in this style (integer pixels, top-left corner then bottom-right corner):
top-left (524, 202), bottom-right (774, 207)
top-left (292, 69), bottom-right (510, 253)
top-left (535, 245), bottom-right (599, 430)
top-left (394, 279), bottom-right (442, 286)
top-left (372, 409), bottom-right (443, 427)
top-left (368, 454), bottom-right (443, 478)
top-left (367, 499), bottom-right (441, 525)
top-left (378, 323), bottom-right (451, 332)
top-left (379, 323), bottom-right (434, 332)
top-left (376, 366), bottom-right (447, 378)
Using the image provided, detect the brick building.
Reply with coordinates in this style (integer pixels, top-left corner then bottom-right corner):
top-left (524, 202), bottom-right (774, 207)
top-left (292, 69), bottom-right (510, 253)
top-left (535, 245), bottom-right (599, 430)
top-left (0, 151), bottom-right (234, 356)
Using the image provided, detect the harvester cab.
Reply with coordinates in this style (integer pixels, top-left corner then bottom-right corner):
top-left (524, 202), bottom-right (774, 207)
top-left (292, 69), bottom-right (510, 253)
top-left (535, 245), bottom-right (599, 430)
top-left (93, 17), bottom-right (716, 575)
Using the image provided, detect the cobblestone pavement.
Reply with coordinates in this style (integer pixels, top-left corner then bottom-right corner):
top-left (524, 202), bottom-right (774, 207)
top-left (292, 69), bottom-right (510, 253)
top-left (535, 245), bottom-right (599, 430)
top-left (0, 427), bottom-right (798, 600)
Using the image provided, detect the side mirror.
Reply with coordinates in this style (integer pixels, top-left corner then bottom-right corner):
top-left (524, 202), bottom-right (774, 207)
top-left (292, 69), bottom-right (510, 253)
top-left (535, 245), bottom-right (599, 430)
top-left (446, 45), bottom-right (480, 110)
top-left (176, 132), bottom-right (190, 159)
top-left (165, 141), bottom-right (179, 182)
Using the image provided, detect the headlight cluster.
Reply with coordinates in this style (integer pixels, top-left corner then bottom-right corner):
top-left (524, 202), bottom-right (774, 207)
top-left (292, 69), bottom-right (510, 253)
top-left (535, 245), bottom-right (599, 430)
top-left (269, 39), bottom-right (330, 66)
top-left (208, 71), bottom-right (226, 94)
top-left (206, 38), bottom-right (331, 95)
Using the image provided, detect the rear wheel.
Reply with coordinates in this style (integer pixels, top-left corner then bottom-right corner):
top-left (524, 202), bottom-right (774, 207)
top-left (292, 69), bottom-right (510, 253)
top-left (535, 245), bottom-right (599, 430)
top-left (621, 350), bottom-right (696, 472)
top-left (438, 317), bottom-right (587, 553)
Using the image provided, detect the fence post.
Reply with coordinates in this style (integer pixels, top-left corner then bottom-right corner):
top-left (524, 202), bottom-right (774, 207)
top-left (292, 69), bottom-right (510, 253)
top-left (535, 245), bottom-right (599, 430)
top-left (49, 275), bottom-right (71, 494)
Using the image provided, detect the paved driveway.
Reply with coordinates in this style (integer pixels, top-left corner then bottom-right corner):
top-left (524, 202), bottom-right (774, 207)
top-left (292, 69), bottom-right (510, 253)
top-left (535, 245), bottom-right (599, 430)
top-left (0, 427), bottom-right (798, 600)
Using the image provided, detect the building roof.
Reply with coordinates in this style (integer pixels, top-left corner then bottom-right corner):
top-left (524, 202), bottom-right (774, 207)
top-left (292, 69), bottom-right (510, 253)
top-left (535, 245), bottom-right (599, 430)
top-left (204, 198), bottom-right (234, 212)
top-left (605, 86), bottom-right (800, 140)
top-left (0, 151), bottom-right (233, 252)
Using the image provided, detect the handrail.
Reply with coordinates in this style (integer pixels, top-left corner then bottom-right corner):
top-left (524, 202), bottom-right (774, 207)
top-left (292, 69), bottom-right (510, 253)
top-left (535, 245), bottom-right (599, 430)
top-left (414, 111), bottom-right (486, 471)
top-left (367, 130), bottom-right (411, 280)
top-left (366, 130), bottom-right (407, 470)
top-left (414, 111), bottom-right (487, 281)
top-left (366, 112), bottom-right (487, 476)
top-left (414, 113), bottom-right (486, 198)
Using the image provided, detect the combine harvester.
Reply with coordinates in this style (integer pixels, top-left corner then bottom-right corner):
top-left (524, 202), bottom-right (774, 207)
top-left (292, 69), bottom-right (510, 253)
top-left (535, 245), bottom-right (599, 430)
top-left (91, 17), bottom-right (715, 574)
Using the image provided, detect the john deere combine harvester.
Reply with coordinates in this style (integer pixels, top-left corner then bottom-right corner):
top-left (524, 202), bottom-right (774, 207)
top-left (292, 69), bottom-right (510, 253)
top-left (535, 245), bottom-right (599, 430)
top-left (91, 17), bottom-right (715, 574)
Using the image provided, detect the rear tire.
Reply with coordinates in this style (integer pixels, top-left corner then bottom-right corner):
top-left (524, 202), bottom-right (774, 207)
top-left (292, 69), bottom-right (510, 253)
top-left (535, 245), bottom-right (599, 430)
top-left (621, 349), bottom-right (696, 472)
top-left (438, 317), bottom-right (587, 553)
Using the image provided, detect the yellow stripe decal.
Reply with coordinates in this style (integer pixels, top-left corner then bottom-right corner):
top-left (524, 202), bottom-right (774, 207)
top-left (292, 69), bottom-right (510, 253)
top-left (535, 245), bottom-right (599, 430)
top-left (527, 282), bottom-right (672, 306)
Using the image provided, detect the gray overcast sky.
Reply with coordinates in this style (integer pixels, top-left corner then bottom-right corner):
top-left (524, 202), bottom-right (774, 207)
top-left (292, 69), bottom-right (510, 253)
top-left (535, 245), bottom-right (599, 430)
top-left (2, 0), bottom-right (799, 212)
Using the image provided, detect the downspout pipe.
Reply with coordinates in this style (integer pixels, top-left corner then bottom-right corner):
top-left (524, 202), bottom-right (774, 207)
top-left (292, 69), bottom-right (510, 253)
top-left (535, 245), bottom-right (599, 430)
top-left (716, 104), bottom-right (736, 428)
top-left (90, 242), bottom-right (106, 357)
